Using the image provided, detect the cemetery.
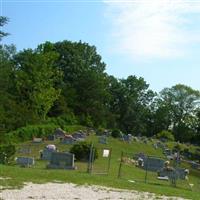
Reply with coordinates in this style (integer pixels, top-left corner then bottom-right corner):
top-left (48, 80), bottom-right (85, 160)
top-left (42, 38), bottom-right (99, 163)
top-left (1, 131), bottom-right (200, 200)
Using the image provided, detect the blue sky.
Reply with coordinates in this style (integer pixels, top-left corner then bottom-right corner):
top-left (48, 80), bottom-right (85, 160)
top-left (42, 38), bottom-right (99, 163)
top-left (1, 0), bottom-right (200, 92)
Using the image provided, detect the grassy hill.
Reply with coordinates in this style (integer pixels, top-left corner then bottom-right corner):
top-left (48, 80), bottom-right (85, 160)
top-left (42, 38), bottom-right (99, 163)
top-left (1, 134), bottom-right (200, 199)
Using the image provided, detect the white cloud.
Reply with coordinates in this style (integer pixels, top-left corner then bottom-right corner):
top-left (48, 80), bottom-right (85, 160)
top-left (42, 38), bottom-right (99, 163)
top-left (104, 0), bottom-right (200, 59)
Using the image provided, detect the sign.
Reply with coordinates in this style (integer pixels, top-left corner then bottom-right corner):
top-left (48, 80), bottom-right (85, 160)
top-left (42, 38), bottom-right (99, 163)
top-left (103, 149), bottom-right (110, 157)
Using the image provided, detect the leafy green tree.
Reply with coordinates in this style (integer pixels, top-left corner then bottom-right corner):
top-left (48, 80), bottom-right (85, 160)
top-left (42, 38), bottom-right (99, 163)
top-left (41, 41), bottom-right (109, 127)
top-left (157, 130), bottom-right (175, 141)
top-left (159, 84), bottom-right (200, 142)
top-left (108, 75), bottom-right (155, 135)
top-left (0, 16), bottom-right (9, 41)
top-left (13, 49), bottom-right (62, 120)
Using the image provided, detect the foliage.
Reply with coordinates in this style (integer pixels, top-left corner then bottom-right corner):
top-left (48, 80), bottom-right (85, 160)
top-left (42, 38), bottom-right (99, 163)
top-left (173, 143), bottom-right (182, 152)
top-left (156, 130), bottom-right (175, 141)
top-left (45, 114), bottom-right (78, 129)
top-left (0, 16), bottom-right (9, 41)
top-left (5, 124), bottom-right (58, 143)
top-left (1, 16), bottom-right (200, 145)
top-left (111, 129), bottom-right (121, 138)
top-left (0, 144), bottom-right (15, 164)
top-left (70, 141), bottom-right (98, 161)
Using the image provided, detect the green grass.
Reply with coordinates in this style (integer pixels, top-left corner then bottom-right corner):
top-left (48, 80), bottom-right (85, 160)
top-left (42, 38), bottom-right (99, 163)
top-left (1, 134), bottom-right (200, 200)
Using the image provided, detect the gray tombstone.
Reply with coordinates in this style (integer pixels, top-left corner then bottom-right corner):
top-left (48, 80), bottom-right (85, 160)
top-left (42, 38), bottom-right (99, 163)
top-left (47, 135), bottom-right (56, 141)
top-left (18, 146), bottom-right (31, 154)
top-left (72, 132), bottom-right (86, 141)
top-left (153, 143), bottom-right (158, 149)
top-left (41, 146), bottom-right (57, 161)
top-left (163, 148), bottom-right (171, 156)
top-left (143, 157), bottom-right (165, 172)
top-left (191, 162), bottom-right (200, 170)
top-left (16, 157), bottom-right (35, 167)
top-left (99, 136), bottom-right (107, 144)
top-left (32, 137), bottom-right (43, 143)
top-left (54, 128), bottom-right (66, 139)
top-left (61, 136), bottom-right (76, 145)
top-left (158, 168), bottom-right (187, 180)
top-left (47, 152), bottom-right (76, 170)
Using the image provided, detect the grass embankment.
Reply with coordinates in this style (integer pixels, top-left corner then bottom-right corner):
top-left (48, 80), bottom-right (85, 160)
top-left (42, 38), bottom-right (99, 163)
top-left (0, 134), bottom-right (200, 199)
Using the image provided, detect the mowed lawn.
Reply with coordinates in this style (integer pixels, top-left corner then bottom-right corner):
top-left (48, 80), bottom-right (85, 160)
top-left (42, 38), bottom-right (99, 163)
top-left (1, 135), bottom-right (200, 200)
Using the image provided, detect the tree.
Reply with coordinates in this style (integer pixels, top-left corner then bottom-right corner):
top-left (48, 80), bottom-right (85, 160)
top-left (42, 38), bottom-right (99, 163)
top-left (158, 84), bottom-right (200, 141)
top-left (0, 16), bottom-right (9, 41)
top-left (13, 49), bottom-right (62, 120)
top-left (107, 75), bottom-right (155, 135)
top-left (40, 41), bottom-right (109, 127)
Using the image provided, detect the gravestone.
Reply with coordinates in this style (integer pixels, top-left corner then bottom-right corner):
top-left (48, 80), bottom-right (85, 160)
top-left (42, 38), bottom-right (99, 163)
top-left (99, 136), bottom-right (107, 144)
top-left (16, 157), bottom-right (35, 167)
top-left (61, 135), bottom-right (76, 145)
top-left (158, 168), bottom-right (187, 180)
top-left (72, 132), bottom-right (86, 141)
top-left (41, 145), bottom-right (57, 161)
top-left (134, 152), bottom-right (146, 160)
top-left (54, 128), bottom-right (66, 139)
top-left (123, 134), bottom-right (132, 143)
top-left (32, 137), bottom-right (43, 143)
top-left (143, 157), bottom-right (165, 172)
top-left (163, 148), bottom-right (171, 156)
top-left (191, 162), bottom-right (200, 170)
top-left (47, 135), bottom-right (56, 141)
top-left (18, 146), bottom-right (31, 154)
top-left (153, 143), bottom-right (158, 149)
top-left (47, 152), bottom-right (76, 169)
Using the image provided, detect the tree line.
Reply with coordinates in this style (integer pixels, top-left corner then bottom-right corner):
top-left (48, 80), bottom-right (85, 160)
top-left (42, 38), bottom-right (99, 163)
top-left (1, 16), bottom-right (200, 144)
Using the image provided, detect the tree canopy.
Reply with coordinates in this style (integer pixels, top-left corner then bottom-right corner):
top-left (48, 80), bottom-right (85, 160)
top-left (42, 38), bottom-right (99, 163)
top-left (1, 16), bottom-right (200, 145)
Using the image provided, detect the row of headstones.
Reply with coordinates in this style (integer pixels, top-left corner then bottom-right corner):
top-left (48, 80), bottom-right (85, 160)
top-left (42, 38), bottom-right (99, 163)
top-left (134, 153), bottom-right (187, 180)
top-left (31, 128), bottom-right (88, 144)
top-left (16, 152), bottom-right (76, 169)
top-left (120, 135), bottom-right (151, 143)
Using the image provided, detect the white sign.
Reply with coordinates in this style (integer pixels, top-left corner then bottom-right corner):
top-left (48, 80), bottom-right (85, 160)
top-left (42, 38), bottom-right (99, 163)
top-left (103, 149), bottom-right (110, 157)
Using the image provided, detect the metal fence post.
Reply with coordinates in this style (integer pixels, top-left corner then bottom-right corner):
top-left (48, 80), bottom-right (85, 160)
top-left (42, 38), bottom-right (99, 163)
top-left (118, 151), bottom-right (123, 178)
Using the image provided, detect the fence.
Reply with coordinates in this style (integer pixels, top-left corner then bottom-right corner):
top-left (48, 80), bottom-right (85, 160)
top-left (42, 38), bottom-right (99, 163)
top-left (88, 144), bottom-right (112, 175)
top-left (117, 151), bottom-right (200, 191)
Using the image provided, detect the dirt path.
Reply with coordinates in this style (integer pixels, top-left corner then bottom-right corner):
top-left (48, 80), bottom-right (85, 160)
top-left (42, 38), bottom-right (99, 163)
top-left (0, 182), bottom-right (188, 200)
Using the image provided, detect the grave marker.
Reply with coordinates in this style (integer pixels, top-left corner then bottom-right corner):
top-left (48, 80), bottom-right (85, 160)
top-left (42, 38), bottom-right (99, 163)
top-left (47, 152), bottom-right (76, 170)
top-left (143, 157), bottom-right (165, 172)
top-left (16, 157), bottom-right (35, 167)
top-left (99, 136), bottom-right (107, 144)
top-left (32, 137), bottom-right (43, 143)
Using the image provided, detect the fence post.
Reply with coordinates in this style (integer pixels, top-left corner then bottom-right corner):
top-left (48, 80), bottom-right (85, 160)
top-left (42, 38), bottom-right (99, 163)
top-left (87, 143), bottom-right (93, 173)
top-left (118, 151), bottom-right (123, 178)
top-left (144, 156), bottom-right (148, 183)
top-left (107, 148), bottom-right (112, 174)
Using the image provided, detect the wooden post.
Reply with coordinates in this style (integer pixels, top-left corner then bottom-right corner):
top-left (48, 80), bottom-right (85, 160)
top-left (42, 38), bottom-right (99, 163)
top-left (144, 156), bottom-right (148, 183)
top-left (118, 151), bottom-right (123, 178)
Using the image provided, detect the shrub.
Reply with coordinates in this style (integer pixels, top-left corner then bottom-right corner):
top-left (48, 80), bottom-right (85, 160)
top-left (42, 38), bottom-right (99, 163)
top-left (96, 127), bottom-right (105, 136)
top-left (111, 129), bottom-right (121, 138)
top-left (7, 124), bottom-right (58, 142)
top-left (173, 143), bottom-right (182, 152)
top-left (156, 130), bottom-right (175, 141)
top-left (0, 144), bottom-right (16, 164)
top-left (46, 114), bottom-right (78, 128)
top-left (70, 142), bottom-right (98, 161)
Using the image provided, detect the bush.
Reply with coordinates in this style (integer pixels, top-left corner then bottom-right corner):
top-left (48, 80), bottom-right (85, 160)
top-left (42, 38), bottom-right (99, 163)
top-left (156, 130), bottom-right (175, 141)
top-left (0, 144), bottom-right (16, 164)
top-left (111, 129), bottom-right (121, 138)
top-left (96, 127), bottom-right (105, 136)
top-left (7, 124), bottom-right (58, 142)
top-left (46, 114), bottom-right (78, 129)
top-left (173, 143), bottom-right (182, 152)
top-left (70, 142), bottom-right (98, 161)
